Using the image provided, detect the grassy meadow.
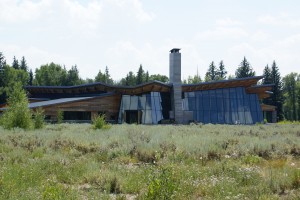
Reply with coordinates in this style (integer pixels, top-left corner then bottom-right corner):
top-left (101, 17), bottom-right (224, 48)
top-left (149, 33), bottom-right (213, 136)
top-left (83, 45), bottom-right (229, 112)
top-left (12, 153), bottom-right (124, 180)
top-left (0, 123), bottom-right (300, 199)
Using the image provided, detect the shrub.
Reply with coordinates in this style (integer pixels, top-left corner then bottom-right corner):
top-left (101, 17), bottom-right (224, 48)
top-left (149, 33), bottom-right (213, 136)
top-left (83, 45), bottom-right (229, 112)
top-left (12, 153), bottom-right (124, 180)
top-left (144, 167), bottom-right (178, 200)
top-left (33, 107), bottom-right (45, 129)
top-left (0, 83), bottom-right (33, 130)
top-left (57, 109), bottom-right (63, 124)
top-left (92, 114), bottom-right (110, 129)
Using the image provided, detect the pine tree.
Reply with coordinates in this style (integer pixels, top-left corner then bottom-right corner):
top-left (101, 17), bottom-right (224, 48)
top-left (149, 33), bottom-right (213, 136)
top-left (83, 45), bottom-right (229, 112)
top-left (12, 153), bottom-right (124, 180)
top-left (95, 70), bottom-right (105, 83)
top-left (262, 65), bottom-right (272, 105)
top-left (283, 73), bottom-right (297, 120)
top-left (126, 71), bottom-right (136, 86)
top-left (297, 76), bottom-right (300, 120)
top-left (12, 56), bottom-right (19, 70)
top-left (262, 65), bottom-right (272, 84)
top-left (29, 69), bottom-right (33, 86)
top-left (0, 52), bottom-right (6, 88)
top-left (145, 71), bottom-right (149, 82)
top-left (235, 57), bottom-right (255, 78)
top-left (0, 52), bottom-right (6, 70)
top-left (104, 66), bottom-right (113, 84)
top-left (205, 61), bottom-right (217, 82)
top-left (66, 65), bottom-right (81, 86)
top-left (270, 61), bottom-right (284, 121)
top-left (217, 60), bottom-right (227, 80)
top-left (20, 56), bottom-right (28, 71)
top-left (136, 64), bottom-right (145, 85)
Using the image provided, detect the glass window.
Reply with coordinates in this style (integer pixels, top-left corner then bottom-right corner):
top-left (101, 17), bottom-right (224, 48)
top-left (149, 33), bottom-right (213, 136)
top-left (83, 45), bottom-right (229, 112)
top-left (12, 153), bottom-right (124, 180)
top-left (138, 96), bottom-right (146, 110)
top-left (188, 92), bottom-right (195, 98)
top-left (188, 97), bottom-right (196, 110)
top-left (231, 112), bottom-right (238, 124)
top-left (210, 90), bottom-right (217, 111)
top-left (218, 112), bottom-right (225, 124)
top-left (122, 95), bottom-right (130, 110)
top-left (238, 112), bottom-right (245, 124)
top-left (225, 112), bottom-right (232, 124)
top-left (217, 97), bottom-right (224, 112)
top-left (144, 109), bottom-right (152, 124)
top-left (223, 98), bottom-right (230, 112)
top-left (203, 111), bottom-right (210, 123)
top-left (130, 96), bottom-right (138, 110)
top-left (202, 91), bottom-right (210, 110)
top-left (229, 88), bottom-right (236, 98)
top-left (244, 111), bottom-right (253, 124)
top-left (236, 87), bottom-right (244, 99)
top-left (223, 88), bottom-right (230, 99)
top-left (230, 98), bottom-right (238, 112)
top-left (211, 112), bottom-right (218, 124)
top-left (237, 98), bottom-right (244, 112)
top-left (145, 94), bottom-right (152, 109)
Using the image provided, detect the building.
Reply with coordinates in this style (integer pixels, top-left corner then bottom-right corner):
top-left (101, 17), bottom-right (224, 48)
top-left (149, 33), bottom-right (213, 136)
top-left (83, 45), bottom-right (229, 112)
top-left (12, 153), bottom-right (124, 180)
top-left (2, 49), bottom-right (275, 124)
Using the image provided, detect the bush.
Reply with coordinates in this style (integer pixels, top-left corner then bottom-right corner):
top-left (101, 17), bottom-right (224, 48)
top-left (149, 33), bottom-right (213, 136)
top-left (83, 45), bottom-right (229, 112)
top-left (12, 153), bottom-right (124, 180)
top-left (57, 109), bottom-right (63, 124)
top-left (0, 83), bottom-right (33, 130)
top-left (92, 114), bottom-right (110, 129)
top-left (33, 108), bottom-right (45, 129)
top-left (144, 167), bottom-right (178, 200)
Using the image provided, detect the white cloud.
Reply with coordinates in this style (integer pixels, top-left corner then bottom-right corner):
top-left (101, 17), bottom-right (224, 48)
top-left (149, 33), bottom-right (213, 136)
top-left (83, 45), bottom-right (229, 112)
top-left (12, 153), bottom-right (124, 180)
top-left (216, 17), bottom-right (242, 26)
top-left (0, 0), bottom-right (49, 23)
top-left (108, 0), bottom-right (155, 22)
top-left (196, 27), bottom-right (248, 40)
top-left (258, 13), bottom-right (300, 27)
top-left (196, 17), bottom-right (247, 40)
top-left (251, 31), bottom-right (270, 42)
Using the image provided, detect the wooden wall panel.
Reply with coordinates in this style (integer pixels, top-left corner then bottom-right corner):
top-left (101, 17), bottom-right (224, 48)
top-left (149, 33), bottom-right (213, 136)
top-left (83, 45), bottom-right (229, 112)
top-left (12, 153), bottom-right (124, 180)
top-left (35, 94), bottom-right (121, 122)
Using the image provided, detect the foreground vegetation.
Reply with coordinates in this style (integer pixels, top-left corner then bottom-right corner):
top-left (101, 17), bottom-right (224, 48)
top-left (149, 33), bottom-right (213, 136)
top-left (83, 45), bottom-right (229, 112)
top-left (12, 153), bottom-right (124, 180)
top-left (0, 124), bottom-right (300, 199)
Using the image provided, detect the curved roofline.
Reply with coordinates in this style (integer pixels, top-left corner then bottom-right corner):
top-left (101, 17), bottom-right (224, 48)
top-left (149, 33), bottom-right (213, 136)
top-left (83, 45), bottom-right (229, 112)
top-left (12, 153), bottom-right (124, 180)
top-left (182, 76), bottom-right (263, 87)
top-left (25, 80), bottom-right (171, 90)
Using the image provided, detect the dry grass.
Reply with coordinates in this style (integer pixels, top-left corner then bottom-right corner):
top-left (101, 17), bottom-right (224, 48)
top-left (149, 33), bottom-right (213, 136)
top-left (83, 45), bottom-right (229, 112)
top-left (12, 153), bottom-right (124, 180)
top-left (0, 123), bottom-right (300, 199)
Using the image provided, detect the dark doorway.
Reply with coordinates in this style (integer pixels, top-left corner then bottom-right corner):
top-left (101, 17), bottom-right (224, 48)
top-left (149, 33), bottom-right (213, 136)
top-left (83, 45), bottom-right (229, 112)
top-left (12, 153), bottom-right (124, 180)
top-left (125, 110), bottom-right (141, 124)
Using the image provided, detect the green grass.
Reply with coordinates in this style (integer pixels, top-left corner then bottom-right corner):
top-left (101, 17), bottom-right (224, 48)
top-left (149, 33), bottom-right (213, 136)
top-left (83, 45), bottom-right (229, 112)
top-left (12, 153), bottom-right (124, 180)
top-left (0, 123), bottom-right (300, 199)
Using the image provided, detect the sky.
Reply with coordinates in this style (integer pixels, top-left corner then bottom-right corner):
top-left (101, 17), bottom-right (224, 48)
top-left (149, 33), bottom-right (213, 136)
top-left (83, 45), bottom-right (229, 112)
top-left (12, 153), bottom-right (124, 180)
top-left (1, 0), bottom-right (300, 81)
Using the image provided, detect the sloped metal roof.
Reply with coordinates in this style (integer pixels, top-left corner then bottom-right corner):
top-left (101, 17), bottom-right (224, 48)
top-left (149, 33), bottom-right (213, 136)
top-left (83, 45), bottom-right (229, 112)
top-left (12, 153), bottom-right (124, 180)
top-left (28, 97), bottom-right (93, 109)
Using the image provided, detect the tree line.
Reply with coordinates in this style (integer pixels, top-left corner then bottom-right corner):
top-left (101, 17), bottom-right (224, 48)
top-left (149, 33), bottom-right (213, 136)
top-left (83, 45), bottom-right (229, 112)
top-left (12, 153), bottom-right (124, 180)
top-left (1, 51), bottom-right (300, 121)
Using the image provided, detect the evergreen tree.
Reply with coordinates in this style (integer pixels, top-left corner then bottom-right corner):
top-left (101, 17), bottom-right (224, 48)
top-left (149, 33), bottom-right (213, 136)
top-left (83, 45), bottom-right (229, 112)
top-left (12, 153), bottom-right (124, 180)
top-left (136, 64), bottom-right (145, 85)
top-left (217, 60), bottom-right (227, 80)
top-left (297, 76), bottom-right (300, 120)
top-left (205, 61), bottom-right (217, 82)
top-left (66, 65), bottom-right (81, 86)
top-left (12, 56), bottom-right (19, 70)
top-left (262, 65), bottom-right (273, 105)
top-left (149, 74), bottom-right (169, 83)
top-left (0, 52), bottom-right (6, 70)
top-left (262, 65), bottom-right (272, 84)
top-left (95, 70), bottom-right (105, 83)
top-left (29, 69), bottom-right (33, 86)
top-left (0, 52), bottom-right (6, 89)
top-left (145, 71), bottom-right (149, 82)
top-left (125, 71), bottom-right (136, 86)
top-left (283, 73), bottom-right (297, 120)
top-left (95, 66), bottom-right (113, 84)
top-left (104, 66), bottom-right (113, 84)
top-left (20, 56), bottom-right (28, 71)
top-left (235, 57), bottom-right (255, 78)
top-left (270, 61), bottom-right (284, 121)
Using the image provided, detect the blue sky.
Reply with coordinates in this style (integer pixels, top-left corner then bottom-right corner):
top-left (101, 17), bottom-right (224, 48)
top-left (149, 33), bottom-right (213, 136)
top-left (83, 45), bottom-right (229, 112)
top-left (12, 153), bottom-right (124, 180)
top-left (1, 0), bottom-right (300, 81)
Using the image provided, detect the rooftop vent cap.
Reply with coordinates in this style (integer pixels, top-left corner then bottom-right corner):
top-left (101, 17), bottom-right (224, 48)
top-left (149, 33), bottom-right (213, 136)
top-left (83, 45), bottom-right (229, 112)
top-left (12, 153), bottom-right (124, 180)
top-left (170, 48), bottom-right (181, 53)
